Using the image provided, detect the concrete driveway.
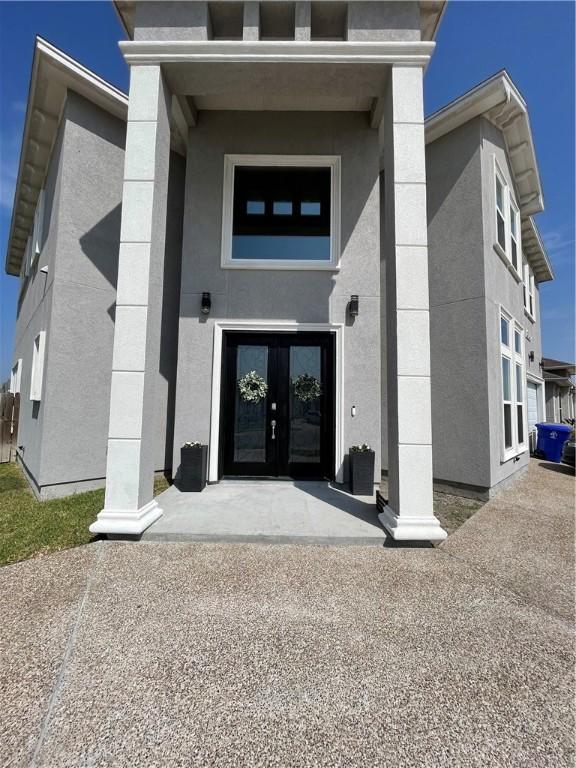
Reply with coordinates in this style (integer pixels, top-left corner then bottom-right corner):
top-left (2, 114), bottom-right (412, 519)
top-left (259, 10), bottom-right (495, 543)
top-left (1, 460), bottom-right (574, 767)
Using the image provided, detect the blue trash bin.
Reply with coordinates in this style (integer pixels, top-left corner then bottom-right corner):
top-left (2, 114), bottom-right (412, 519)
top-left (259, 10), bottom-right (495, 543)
top-left (535, 423), bottom-right (573, 463)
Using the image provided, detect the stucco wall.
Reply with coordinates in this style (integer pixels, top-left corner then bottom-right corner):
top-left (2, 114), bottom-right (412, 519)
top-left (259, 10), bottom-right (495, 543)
top-left (13, 91), bottom-right (184, 496)
top-left (131, 1), bottom-right (421, 42)
top-left (480, 118), bottom-right (544, 487)
top-left (11, 115), bottom-right (65, 489)
top-left (347, 1), bottom-right (421, 41)
top-left (173, 110), bottom-right (381, 480)
top-left (426, 118), bottom-right (492, 489)
top-left (37, 92), bottom-right (125, 491)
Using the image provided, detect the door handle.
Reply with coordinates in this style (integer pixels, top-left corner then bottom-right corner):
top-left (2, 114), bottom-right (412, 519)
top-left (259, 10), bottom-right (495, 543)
top-left (271, 419), bottom-right (276, 440)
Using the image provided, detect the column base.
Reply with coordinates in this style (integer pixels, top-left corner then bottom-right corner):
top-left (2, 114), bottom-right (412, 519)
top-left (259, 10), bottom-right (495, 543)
top-left (89, 499), bottom-right (163, 536)
top-left (378, 504), bottom-right (447, 542)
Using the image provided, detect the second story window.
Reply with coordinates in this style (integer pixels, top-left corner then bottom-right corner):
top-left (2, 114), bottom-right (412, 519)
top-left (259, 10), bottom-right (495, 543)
top-left (493, 159), bottom-right (521, 279)
top-left (222, 155), bottom-right (341, 270)
top-left (523, 257), bottom-right (536, 320)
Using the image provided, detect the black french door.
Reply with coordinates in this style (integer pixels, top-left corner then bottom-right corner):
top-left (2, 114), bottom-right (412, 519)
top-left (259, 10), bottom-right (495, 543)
top-left (220, 332), bottom-right (335, 479)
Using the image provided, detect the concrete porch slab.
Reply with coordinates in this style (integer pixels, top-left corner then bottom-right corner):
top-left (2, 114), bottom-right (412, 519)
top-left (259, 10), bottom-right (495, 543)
top-left (142, 480), bottom-right (385, 544)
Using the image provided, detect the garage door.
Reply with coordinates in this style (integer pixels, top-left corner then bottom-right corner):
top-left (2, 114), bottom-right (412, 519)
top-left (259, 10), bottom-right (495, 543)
top-left (527, 381), bottom-right (539, 432)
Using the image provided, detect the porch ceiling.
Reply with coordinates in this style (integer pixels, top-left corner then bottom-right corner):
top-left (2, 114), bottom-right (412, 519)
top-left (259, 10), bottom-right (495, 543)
top-left (163, 60), bottom-right (388, 111)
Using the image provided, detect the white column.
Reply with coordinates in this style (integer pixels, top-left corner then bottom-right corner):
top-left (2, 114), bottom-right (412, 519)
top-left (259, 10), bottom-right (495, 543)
top-left (90, 65), bottom-right (171, 535)
top-left (378, 66), bottom-right (447, 541)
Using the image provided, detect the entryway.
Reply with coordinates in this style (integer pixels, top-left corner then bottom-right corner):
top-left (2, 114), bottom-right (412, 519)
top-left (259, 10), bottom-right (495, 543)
top-left (219, 332), bottom-right (335, 480)
top-left (143, 479), bottom-right (384, 544)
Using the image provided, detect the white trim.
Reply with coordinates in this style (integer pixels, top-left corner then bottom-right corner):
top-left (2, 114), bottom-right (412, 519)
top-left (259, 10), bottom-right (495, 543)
top-left (89, 499), bottom-right (162, 535)
top-left (493, 156), bottom-right (522, 280)
top-left (208, 321), bottom-right (345, 483)
top-left (499, 307), bottom-right (528, 462)
top-left (119, 39), bottom-right (436, 66)
top-left (221, 154), bottom-right (341, 271)
top-left (9, 359), bottom-right (22, 394)
top-left (30, 331), bottom-right (46, 402)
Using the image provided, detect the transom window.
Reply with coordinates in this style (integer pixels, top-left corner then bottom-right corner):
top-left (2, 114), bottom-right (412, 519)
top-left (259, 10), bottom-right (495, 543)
top-left (500, 310), bottom-right (527, 460)
top-left (221, 155), bottom-right (341, 270)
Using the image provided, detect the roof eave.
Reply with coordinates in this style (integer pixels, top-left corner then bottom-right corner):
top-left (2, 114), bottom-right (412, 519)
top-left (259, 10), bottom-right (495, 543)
top-left (5, 37), bottom-right (128, 277)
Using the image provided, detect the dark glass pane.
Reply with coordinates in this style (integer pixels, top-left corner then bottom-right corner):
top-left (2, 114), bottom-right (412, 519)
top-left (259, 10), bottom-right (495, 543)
top-left (289, 345), bottom-right (321, 463)
top-left (514, 331), bottom-right (521, 354)
top-left (497, 213), bottom-right (506, 250)
top-left (502, 356), bottom-right (511, 401)
top-left (511, 240), bottom-right (518, 270)
top-left (504, 404), bottom-right (512, 448)
top-left (517, 405), bottom-right (524, 444)
top-left (501, 317), bottom-right (509, 346)
top-left (232, 166), bottom-right (331, 261)
top-left (516, 363), bottom-right (523, 401)
top-left (234, 345), bottom-right (268, 463)
top-left (496, 177), bottom-right (503, 210)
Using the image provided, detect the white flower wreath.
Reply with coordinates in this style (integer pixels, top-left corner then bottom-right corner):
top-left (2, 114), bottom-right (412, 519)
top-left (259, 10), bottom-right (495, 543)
top-left (292, 373), bottom-right (322, 403)
top-left (238, 370), bottom-right (268, 404)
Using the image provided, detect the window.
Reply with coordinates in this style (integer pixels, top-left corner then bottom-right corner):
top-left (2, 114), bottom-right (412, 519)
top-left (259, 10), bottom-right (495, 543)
top-left (32, 188), bottom-right (45, 262)
top-left (500, 311), bottom-right (527, 460)
top-left (509, 198), bottom-right (520, 272)
top-left (523, 257), bottom-right (536, 319)
top-left (221, 155), bottom-right (341, 269)
top-left (9, 359), bottom-right (22, 394)
top-left (30, 331), bottom-right (46, 402)
top-left (493, 159), bottom-right (521, 277)
top-left (495, 171), bottom-right (507, 253)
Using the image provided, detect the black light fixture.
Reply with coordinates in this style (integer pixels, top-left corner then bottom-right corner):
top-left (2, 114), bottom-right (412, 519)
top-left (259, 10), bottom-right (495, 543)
top-left (528, 351), bottom-right (535, 363)
top-left (348, 295), bottom-right (359, 317)
top-left (201, 292), bottom-right (211, 315)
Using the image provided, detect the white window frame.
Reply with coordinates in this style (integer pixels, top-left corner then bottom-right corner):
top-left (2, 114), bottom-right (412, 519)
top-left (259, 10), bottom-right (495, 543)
top-left (523, 257), bottom-right (536, 321)
top-left (32, 188), bottom-right (45, 264)
top-left (509, 196), bottom-right (520, 274)
top-left (494, 160), bottom-right (508, 260)
top-left (221, 154), bottom-right (341, 271)
top-left (30, 331), bottom-right (46, 402)
top-left (9, 359), bottom-right (22, 394)
top-left (499, 308), bottom-right (528, 462)
top-left (493, 157), bottom-right (522, 280)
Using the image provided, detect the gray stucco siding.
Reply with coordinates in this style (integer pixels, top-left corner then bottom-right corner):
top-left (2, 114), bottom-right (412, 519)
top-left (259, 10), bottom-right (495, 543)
top-left (173, 110), bottom-right (382, 481)
top-left (426, 118), bottom-right (491, 488)
top-left (480, 118), bottom-right (539, 487)
top-left (11, 116), bottom-right (65, 487)
top-left (347, 2), bottom-right (421, 41)
top-left (37, 92), bottom-right (125, 489)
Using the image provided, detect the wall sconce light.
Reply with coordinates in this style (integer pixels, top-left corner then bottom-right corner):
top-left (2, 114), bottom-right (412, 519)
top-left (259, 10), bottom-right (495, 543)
top-left (201, 292), bottom-right (211, 315)
top-left (528, 351), bottom-right (535, 363)
top-left (348, 295), bottom-right (359, 317)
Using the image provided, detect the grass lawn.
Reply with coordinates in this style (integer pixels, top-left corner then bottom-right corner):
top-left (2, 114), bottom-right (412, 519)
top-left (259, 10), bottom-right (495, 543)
top-left (0, 462), bottom-right (170, 567)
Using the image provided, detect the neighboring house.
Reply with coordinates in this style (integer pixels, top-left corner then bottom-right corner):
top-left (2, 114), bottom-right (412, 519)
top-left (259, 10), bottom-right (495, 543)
top-left (4, 1), bottom-right (554, 540)
top-left (543, 358), bottom-right (576, 424)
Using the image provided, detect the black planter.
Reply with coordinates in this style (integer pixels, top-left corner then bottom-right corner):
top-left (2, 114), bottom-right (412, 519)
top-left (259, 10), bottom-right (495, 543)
top-left (180, 445), bottom-right (208, 492)
top-left (349, 450), bottom-right (375, 496)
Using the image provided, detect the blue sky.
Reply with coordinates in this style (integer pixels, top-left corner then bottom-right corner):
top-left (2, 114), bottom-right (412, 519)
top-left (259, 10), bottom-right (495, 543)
top-left (0, 1), bottom-right (574, 380)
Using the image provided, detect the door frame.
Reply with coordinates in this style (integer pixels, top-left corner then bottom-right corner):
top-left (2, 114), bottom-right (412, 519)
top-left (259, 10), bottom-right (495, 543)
top-left (209, 321), bottom-right (344, 483)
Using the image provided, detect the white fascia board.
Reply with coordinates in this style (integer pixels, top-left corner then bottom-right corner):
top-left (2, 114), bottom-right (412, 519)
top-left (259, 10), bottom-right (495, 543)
top-left (5, 37), bottom-right (128, 277)
top-left (119, 39), bottom-right (436, 66)
top-left (425, 71), bottom-right (544, 219)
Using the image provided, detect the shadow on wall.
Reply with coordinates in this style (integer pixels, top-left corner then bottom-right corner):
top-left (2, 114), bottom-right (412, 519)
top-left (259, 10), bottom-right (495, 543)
top-left (79, 204), bottom-right (121, 292)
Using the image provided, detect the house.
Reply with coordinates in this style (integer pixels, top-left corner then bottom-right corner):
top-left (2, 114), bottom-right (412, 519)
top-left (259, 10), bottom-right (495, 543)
top-left (4, 1), bottom-right (553, 541)
top-left (542, 358), bottom-right (576, 424)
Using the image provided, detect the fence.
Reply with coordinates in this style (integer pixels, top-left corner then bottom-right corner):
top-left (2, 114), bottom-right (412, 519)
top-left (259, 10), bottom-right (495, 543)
top-left (0, 392), bottom-right (20, 463)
